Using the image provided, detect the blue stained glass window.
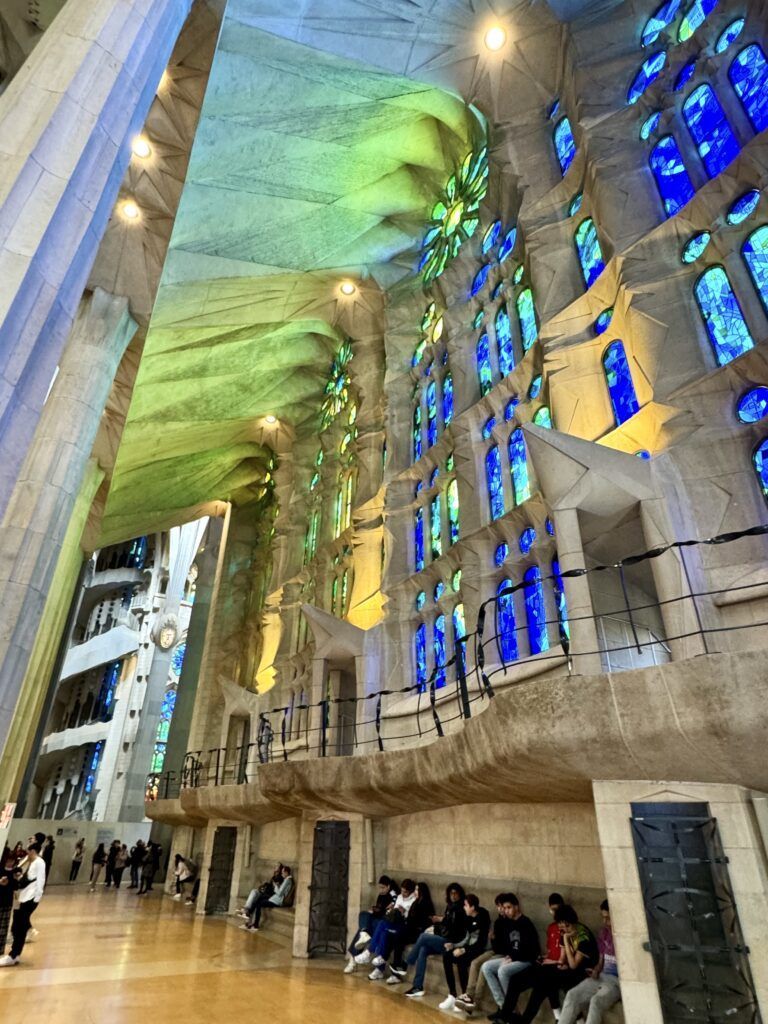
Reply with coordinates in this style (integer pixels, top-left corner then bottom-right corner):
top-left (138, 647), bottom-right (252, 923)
top-left (628, 51), bottom-right (667, 105)
top-left (743, 226), bottom-right (768, 312)
top-left (434, 581), bottom-right (445, 601)
top-left (434, 614), bottom-right (446, 688)
top-left (678, 0), bottom-right (719, 42)
top-left (595, 308), bottom-right (614, 335)
top-left (495, 304), bottom-right (515, 376)
top-left (552, 558), bottom-right (570, 645)
top-left (430, 467), bottom-right (439, 487)
top-left (473, 309), bottom-right (485, 329)
top-left (426, 381), bottom-right (437, 447)
top-left (546, 516), bottom-right (555, 536)
top-left (716, 17), bottom-right (745, 53)
top-left (694, 266), bottom-right (755, 365)
top-left (642, 0), bottom-right (682, 45)
top-left (416, 590), bottom-right (426, 611)
top-left (495, 543), bottom-right (509, 567)
top-left (442, 372), bottom-right (454, 426)
top-left (554, 118), bottom-right (577, 175)
top-left (491, 280), bottom-right (505, 300)
top-left (640, 111), bottom-right (662, 140)
top-left (673, 58), bottom-right (697, 90)
top-left (96, 660), bottom-right (121, 720)
top-left (482, 416), bottom-right (496, 440)
top-left (85, 740), bottom-right (104, 794)
top-left (498, 228), bottom-right (517, 262)
top-left (516, 288), bottom-right (538, 351)
top-left (519, 527), bottom-right (536, 554)
top-left (548, 98), bottom-right (561, 120)
top-left (575, 218), bottom-right (606, 288)
top-left (471, 264), bottom-right (491, 297)
top-left (413, 404), bottom-right (422, 461)
top-left (415, 623), bottom-right (427, 689)
top-left (529, 375), bottom-right (543, 400)
top-left (486, 445), bottom-right (505, 520)
top-left (649, 135), bottom-right (696, 216)
top-left (453, 603), bottom-right (467, 680)
top-left (513, 265), bottom-right (525, 285)
top-left (482, 220), bottom-right (502, 254)
top-left (753, 438), bottom-right (768, 502)
top-left (635, 449), bottom-right (652, 459)
top-left (533, 406), bottom-right (553, 428)
top-left (728, 190), bottom-right (760, 225)
top-left (569, 193), bottom-right (583, 217)
top-left (737, 387), bottom-right (768, 423)
top-left (496, 579), bottom-right (518, 663)
top-left (505, 397), bottom-right (519, 421)
top-left (509, 428), bottom-right (531, 505)
top-left (430, 494), bottom-right (442, 560)
top-left (523, 566), bottom-right (549, 655)
top-left (477, 332), bottom-right (493, 395)
top-left (603, 341), bottom-right (640, 425)
top-left (415, 506), bottom-right (424, 571)
top-left (682, 84), bottom-right (740, 178)
top-left (171, 642), bottom-right (186, 677)
top-left (681, 231), bottom-right (711, 263)
top-left (729, 45), bottom-right (768, 133)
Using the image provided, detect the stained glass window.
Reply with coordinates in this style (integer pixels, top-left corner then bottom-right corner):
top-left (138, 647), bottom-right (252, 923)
top-left (420, 148), bottom-right (488, 282)
top-left (552, 558), bottom-right (571, 645)
top-left (343, 473), bottom-right (354, 532)
top-left (529, 375), bottom-right (543, 400)
top-left (471, 264), bottom-right (491, 298)
top-left (482, 416), bottom-right (496, 440)
top-left (678, 0), bottom-right (718, 41)
top-left (595, 308), bottom-right (613, 335)
top-left (86, 741), bottom-right (104, 793)
top-left (524, 566), bottom-right (549, 655)
top-left (170, 642), bottom-right (186, 677)
top-left (628, 51), bottom-right (667, 105)
top-left (495, 304), bottom-right (515, 376)
top-left (533, 406), bottom-right (553, 428)
top-left (96, 660), bottom-right (120, 721)
top-left (498, 227), bottom-right (517, 262)
top-left (321, 341), bottom-right (353, 427)
top-left (434, 581), bottom-right (445, 601)
top-left (569, 193), bottom-right (583, 217)
top-left (649, 135), bottom-right (696, 216)
top-left (516, 288), bottom-right (538, 351)
top-left (477, 332), bottom-right (493, 395)
top-left (426, 381), bottom-right (437, 447)
top-left (505, 396), bottom-right (519, 421)
top-left (743, 226), bottom-right (768, 312)
top-left (640, 111), bottom-right (662, 140)
top-left (491, 281), bottom-right (504, 301)
top-left (673, 58), bottom-right (697, 91)
top-left (603, 341), bottom-right (640, 425)
top-left (729, 44), bottom-right (768, 133)
top-left (156, 688), bottom-right (177, 744)
top-left (305, 509), bottom-right (319, 562)
top-left (413, 339), bottom-right (426, 367)
top-left (447, 479), bottom-right (460, 545)
top-left (443, 372), bottom-right (454, 426)
top-left (434, 614), bottom-right (447, 688)
top-left (519, 527), bottom-right (536, 554)
top-left (575, 218), bottom-right (606, 288)
top-left (694, 266), bottom-right (755, 365)
top-left (496, 579), bottom-right (518, 663)
top-left (548, 98), bottom-right (561, 119)
top-left (486, 445), bottom-right (505, 520)
top-left (546, 516), bottom-right (555, 536)
top-left (149, 742), bottom-right (165, 776)
top-left (716, 17), bottom-right (744, 53)
top-left (509, 428), bottom-right (531, 505)
top-left (413, 404), bottom-right (422, 461)
top-left (495, 543), bottom-right (509, 566)
top-left (753, 438), bottom-right (768, 501)
top-left (728, 190), bottom-right (760, 225)
top-left (416, 591), bottom-right (426, 611)
top-left (642, 0), bottom-right (682, 46)
top-left (452, 569), bottom-right (462, 591)
top-left (682, 84), bottom-right (740, 178)
top-left (513, 265), bottom-right (525, 285)
top-left (483, 221), bottom-right (502, 254)
top-left (415, 623), bottom-right (427, 690)
top-left (430, 494), bottom-right (442, 560)
top-left (554, 117), bottom-right (577, 175)
top-left (415, 506), bottom-right (424, 571)
top-left (681, 231), bottom-right (711, 263)
top-left (453, 603), bottom-right (467, 680)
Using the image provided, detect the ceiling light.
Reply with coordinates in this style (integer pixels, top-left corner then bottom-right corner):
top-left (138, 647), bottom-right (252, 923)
top-left (264, 415), bottom-right (277, 424)
top-left (132, 136), bottom-right (151, 159)
top-left (121, 199), bottom-right (140, 220)
top-left (484, 25), bottom-right (507, 51)
top-left (340, 281), bottom-right (356, 296)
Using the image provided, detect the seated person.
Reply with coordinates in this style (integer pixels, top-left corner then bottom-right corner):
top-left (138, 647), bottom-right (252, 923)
top-left (386, 881), bottom-right (435, 982)
top-left (453, 893), bottom-right (506, 1013)
top-left (245, 865), bottom-right (294, 930)
top-left (239, 864), bottom-right (283, 918)
top-left (395, 882), bottom-right (468, 999)
top-left (559, 900), bottom-right (620, 1024)
top-left (346, 875), bottom-right (399, 962)
top-left (439, 894), bottom-right (491, 1012)
top-left (474, 893), bottom-right (540, 1014)
top-left (351, 878), bottom-right (417, 976)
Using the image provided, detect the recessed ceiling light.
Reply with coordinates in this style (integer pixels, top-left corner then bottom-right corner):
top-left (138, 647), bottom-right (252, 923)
top-left (484, 25), bottom-right (507, 51)
top-left (340, 281), bottom-right (356, 296)
top-left (132, 136), bottom-right (151, 159)
top-left (122, 199), bottom-right (140, 220)
top-left (264, 415), bottom-right (277, 424)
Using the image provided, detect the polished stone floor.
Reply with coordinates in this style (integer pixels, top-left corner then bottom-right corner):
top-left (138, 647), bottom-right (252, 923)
top-left (0, 887), bottom-right (435, 1024)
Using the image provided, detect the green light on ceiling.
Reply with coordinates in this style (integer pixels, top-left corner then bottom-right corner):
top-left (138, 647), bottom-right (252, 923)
top-left (419, 148), bottom-right (489, 284)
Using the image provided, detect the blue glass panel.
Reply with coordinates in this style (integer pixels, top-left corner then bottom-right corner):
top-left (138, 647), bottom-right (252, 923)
top-left (529, 375), bottom-right (542, 399)
top-left (729, 44), bottom-right (768, 132)
top-left (430, 494), bottom-right (442, 560)
top-left (753, 438), bottom-right (768, 502)
top-left (85, 741), bottom-right (103, 794)
top-left (628, 51), bottom-right (667, 105)
top-left (737, 387), bottom-right (768, 424)
top-left (413, 404), bottom-right (422, 461)
top-left (453, 603), bottom-right (467, 679)
top-left (545, 516), bottom-right (555, 536)
top-left (433, 614), bottom-right (446, 688)
top-left (716, 17), bottom-right (745, 53)
top-left (516, 288), bottom-right (538, 351)
top-left (477, 332), bottom-right (493, 395)
top-left (728, 190), bottom-right (761, 225)
top-left (494, 542), bottom-right (509, 567)
top-left (429, 467), bottom-right (439, 487)
top-left (635, 449), bottom-right (652, 459)
top-left (642, 0), bottom-right (682, 45)
top-left (415, 623), bottom-right (427, 689)
top-left (495, 304), bottom-right (515, 376)
top-left (575, 218), bottom-right (606, 288)
top-left (523, 566), bottom-right (550, 655)
top-left (568, 192), bottom-right (583, 216)
top-left (552, 558), bottom-right (571, 645)
top-left (482, 416), bottom-right (496, 440)
top-left (681, 231), bottom-right (711, 263)
top-left (491, 280), bottom-right (505, 300)
top-left (554, 117), bottom-right (577, 175)
top-left (548, 98), bottom-right (561, 119)
top-left (673, 58), bottom-right (697, 90)
top-left (505, 397), bottom-right (519, 421)
top-left (533, 406), bottom-right (553, 428)
top-left (171, 643), bottom-right (186, 677)
top-left (496, 579), bottom-right (519, 663)
top-left (442, 372), bottom-right (454, 426)
top-left (471, 264), bottom-right (491, 297)
top-left (509, 428), bottom-right (531, 505)
top-left (603, 341), bottom-right (640, 425)
top-left (678, 0), bottom-right (719, 41)
top-left (415, 506), bottom-right (424, 571)
top-left (595, 308), bottom-right (614, 335)
top-left (682, 84), bottom-right (740, 178)
top-left (486, 445), bottom-right (505, 520)
top-left (640, 111), bottom-right (662, 140)
top-left (482, 220), bottom-right (502, 254)
top-left (426, 380), bottom-right (437, 447)
top-left (415, 591), bottom-right (426, 611)
top-left (434, 581), bottom-right (445, 601)
top-left (649, 135), bottom-right (696, 216)
top-left (498, 227), bottom-right (517, 262)
top-left (473, 309), bottom-right (485, 328)
top-left (513, 265), bottom-right (524, 285)
top-left (694, 266), bottom-right (755, 365)
top-left (519, 527), bottom-right (536, 554)
top-left (743, 226), bottom-right (768, 313)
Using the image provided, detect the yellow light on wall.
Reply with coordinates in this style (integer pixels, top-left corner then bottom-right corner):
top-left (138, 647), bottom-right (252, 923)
top-left (132, 136), bottom-right (151, 159)
top-left (264, 414), bottom-right (277, 424)
top-left (484, 25), bottom-right (507, 51)
top-left (121, 199), bottom-right (140, 220)
top-left (339, 281), bottom-right (356, 296)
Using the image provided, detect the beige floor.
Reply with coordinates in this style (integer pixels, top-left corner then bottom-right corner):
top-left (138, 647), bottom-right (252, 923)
top-left (0, 886), bottom-right (442, 1024)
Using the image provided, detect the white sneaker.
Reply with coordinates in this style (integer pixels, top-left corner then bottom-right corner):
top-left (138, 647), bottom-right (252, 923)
top-left (439, 995), bottom-right (457, 1012)
top-left (368, 967), bottom-right (386, 980)
top-left (0, 955), bottom-right (18, 967)
top-left (386, 974), bottom-right (402, 985)
top-left (173, 894), bottom-right (182, 900)
top-left (26, 928), bottom-right (39, 943)
top-left (354, 949), bottom-right (372, 965)
top-left (354, 930), bottom-right (371, 950)
top-left (372, 955), bottom-right (385, 967)
top-left (343, 959), bottom-right (356, 974)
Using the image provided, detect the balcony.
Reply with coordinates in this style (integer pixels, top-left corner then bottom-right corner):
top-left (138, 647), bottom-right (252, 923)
top-left (61, 624), bottom-right (139, 681)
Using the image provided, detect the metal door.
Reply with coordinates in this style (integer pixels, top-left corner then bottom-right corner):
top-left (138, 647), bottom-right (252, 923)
top-left (204, 826), bottom-right (237, 915)
top-left (307, 820), bottom-right (350, 956)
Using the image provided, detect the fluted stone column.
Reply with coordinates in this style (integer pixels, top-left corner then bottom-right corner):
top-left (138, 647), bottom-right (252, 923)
top-left (0, 287), bottom-right (137, 771)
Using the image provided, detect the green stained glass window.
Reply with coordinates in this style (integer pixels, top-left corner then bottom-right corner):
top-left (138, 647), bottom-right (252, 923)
top-left (496, 305), bottom-right (515, 377)
top-left (509, 428), bottom-right (531, 505)
top-left (430, 494), bottom-right (442, 560)
top-left (447, 479), bottom-right (460, 545)
top-left (516, 288), bottom-right (538, 351)
top-left (477, 332), bottom-right (493, 395)
top-left (533, 406), bottom-right (553, 429)
top-left (420, 148), bottom-right (489, 283)
top-left (321, 341), bottom-right (353, 427)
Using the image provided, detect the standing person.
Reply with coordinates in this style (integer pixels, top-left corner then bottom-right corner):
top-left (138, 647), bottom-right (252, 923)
top-left (138, 843), bottom-right (156, 895)
top-left (41, 836), bottom-right (55, 884)
top-left (558, 901), bottom-right (620, 1024)
top-left (0, 857), bottom-right (18, 954)
top-left (105, 840), bottom-right (119, 887)
top-left (0, 842), bottom-right (46, 967)
top-left (147, 841), bottom-right (162, 891)
top-left (70, 838), bottom-right (85, 883)
top-left (128, 840), bottom-right (145, 889)
top-left (398, 882), bottom-right (468, 998)
top-left (438, 894), bottom-right (491, 1012)
top-left (89, 843), bottom-right (107, 891)
top-left (113, 845), bottom-right (129, 888)
top-left (245, 865), bottom-right (294, 930)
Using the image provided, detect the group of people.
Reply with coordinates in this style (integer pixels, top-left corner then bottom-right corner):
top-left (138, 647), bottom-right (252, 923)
top-left (87, 839), bottom-right (165, 894)
top-left (0, 836), bottom-right (49, 967)
top-left (345, 877), bottom-right (620, 1024)
top-left (237, 864), bottom-right (295, 930)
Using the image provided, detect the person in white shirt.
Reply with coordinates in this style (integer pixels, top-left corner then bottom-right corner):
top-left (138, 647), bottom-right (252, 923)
top-left (0, 842), bottom-right (46, 966)
top-left (350, 878), bottom-right (418, 978)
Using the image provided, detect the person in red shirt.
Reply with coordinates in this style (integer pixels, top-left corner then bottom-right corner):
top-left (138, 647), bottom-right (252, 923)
top-left (544, 893), bottom-right (565, 964)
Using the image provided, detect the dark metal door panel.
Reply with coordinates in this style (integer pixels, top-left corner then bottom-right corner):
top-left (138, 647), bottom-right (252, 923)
top-left (204, 826), bottom-right (237, 915)
top-left (307, 820), bottom-right (350, 956)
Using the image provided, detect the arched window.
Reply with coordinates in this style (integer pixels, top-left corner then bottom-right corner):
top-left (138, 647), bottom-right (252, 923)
top-left (495, 304), bottom-right (515, 376)
top-left (343, 472), bottom-right (355, 532)
top-left (742, 225), bottom-right (768, 311)
top-left (426, 380), bottom-right (438, 447)
top-left (430, 493), bottom-right (442, 560)
top-left (628, 51), bottom-right (667, 104)
top-left (414, 506), bottom-right (424, 572)
top-left (477, 332), bottom-right (493, 395)
top-left (678, 0), bottom-right (719, 42)
top-left (523, 566), bottom-right (549, 655)
top-left (729, 44), bottom-right (768, 132)
top-left (754, 438), bottom-right (768, 502)
top-left (453, 603), bottom-right (467, 680)
top-left (694, 266), bottom-right (754, 365)
top-left (305, 509), bottom-right (319, 562)
top-left (642, 0), bottom-right (682, 46)
top-left (603, 341), bottom-right (640, 425)
top-left (434, 614), bottom-right (447, 688)
top-left (649, 135), bottom-right (695, 216)
top-left (509, 428), bottom-right (531, 505)
top-left (554, 117), bottom-right (576, 175)
top-left (682, 84), bottom-right (740, 178)
top-left (485, 445), bottom-right (505, 520)
top-left (575, 218), bottom-right (606, 288)
top-left (516, 288), bottom-right (538, 351)
top-left (552, 559), bottom-right (570, 645)
top-left (447, 478), bottom-right (460, 545)
top-left (443, 372), bottom-right (454, 425)
top-left (496, 579), bottom-right (518, 663)
top-left (413, 404), bottom-right (422, 461)
top-left (533, 407), bottom-right (553, 429)
top-left (415, 623), bottom-right (427, 690)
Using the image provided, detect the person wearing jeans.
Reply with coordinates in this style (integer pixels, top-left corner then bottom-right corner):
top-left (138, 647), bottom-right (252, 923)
top-left (354, 879), bottom-right (417, 978)
top-left (346, 875), bottom-right (398, 961)
top-left (401, 882), bottom-right (467, 997)
top-left (246, 866), bottom-right (294, 929)
top-left (559, 901), bottom-right (620, 1024)
top-left (479, 894), bottom-right (540, 1011)
top-left (439, 894), bottom-right (491, 1011)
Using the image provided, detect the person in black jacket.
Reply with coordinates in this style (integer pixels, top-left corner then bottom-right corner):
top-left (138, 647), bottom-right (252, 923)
top-left (387, 880), bottom-right (435, 980)
top-left (0, 859), bottom-right (18, 955)
top-left (398, 882), bottom-right (467, 998)
top-left (346, 875), bottom-right (399, 960)
top-left (478, 894), bottom-right (541, 1014)
top-left (439, 894), bottom-right (491, 1011)
top-left (128, 840), bottom-right (145, 889)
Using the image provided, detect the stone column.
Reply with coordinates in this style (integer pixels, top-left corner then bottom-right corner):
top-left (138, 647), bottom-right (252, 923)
top-left (0, 287), bottom-right (136, 765)
top-left (552, 507), bottom-right (602, 675)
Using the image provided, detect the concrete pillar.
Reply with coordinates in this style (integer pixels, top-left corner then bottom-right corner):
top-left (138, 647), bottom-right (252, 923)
top-left (553, 507), bottom-right (602, 674)
top-left (0, 287), bottom-right (136, 761)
